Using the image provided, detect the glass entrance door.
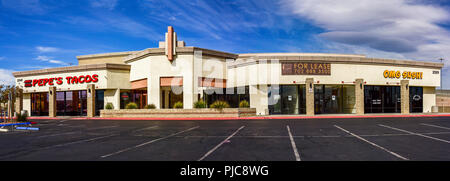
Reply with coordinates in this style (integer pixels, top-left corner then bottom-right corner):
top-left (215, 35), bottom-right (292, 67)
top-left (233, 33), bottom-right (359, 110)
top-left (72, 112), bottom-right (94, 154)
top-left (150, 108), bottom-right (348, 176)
top-left (410, 87), bottom-right (423, 113)
top-left (364, 86), bottom-right (401, 113)
top-left (268, 85), bottom-right (305, 114)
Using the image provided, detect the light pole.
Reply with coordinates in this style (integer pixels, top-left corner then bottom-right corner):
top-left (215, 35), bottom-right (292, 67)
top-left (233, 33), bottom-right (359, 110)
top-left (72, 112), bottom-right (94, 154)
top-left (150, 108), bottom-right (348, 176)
top-left (439, 58), bottom-right (444, 112)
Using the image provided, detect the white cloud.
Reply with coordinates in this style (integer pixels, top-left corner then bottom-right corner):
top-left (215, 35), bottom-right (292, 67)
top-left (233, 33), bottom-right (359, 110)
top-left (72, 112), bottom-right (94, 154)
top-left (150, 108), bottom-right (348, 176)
top-left (1, 0), bottom-right (48, 15)
top-left (36, 46), bottom-right (59, 53)
top-left (34, 55), bottom-right (68, 65)
top-left (0, 57), bottom-right (4, 60)
top-left (0, 69), bottom-right (15, 85)
top-left (90, 0), bottom-right (118, 10)
top-left (282, 0), bottom-right (450, 64)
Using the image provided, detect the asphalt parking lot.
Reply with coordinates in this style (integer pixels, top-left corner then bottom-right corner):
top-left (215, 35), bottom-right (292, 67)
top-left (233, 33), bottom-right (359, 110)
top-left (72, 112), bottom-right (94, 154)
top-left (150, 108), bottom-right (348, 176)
top-left (0, 116), bottom-right (449, 161)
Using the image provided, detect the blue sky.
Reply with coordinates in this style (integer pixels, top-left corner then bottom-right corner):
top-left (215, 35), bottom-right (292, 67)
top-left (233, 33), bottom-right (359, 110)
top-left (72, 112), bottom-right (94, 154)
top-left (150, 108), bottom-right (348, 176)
top-left (1, 0), bottom-right (449, 88)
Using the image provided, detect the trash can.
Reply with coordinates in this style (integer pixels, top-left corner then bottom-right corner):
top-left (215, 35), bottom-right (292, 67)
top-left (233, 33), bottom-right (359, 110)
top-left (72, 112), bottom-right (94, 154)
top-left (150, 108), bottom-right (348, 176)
top-left (432, 106), bottom-right (439, 113)
top-left (21, 110), bottom-right (28, 116)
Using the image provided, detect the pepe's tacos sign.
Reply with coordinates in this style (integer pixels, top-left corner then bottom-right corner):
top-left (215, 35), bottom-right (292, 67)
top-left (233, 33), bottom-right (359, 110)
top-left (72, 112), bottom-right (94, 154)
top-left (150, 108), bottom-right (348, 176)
top-left (23, 74), bottom-right (99, 87)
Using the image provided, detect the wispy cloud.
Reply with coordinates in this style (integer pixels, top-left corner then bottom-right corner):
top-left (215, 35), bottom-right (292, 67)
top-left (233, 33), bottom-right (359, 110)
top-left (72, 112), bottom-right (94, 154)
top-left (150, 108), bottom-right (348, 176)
top-left (36, 46), bottom-right (60, 53)
top-left (282, 0), bottom-right (450, 64)
top-left (140, 0), bottom-right (288, 40)
top-left (35, 55), bottom-right (68, 65)
top-left (90, 0), bottom-right (119, 10)
top-left (1, 0), bottom-right (48, 15)
top-left (0, 57), bottom-right (4, 60)
top-left (0, 68), bottom-right (15, 85)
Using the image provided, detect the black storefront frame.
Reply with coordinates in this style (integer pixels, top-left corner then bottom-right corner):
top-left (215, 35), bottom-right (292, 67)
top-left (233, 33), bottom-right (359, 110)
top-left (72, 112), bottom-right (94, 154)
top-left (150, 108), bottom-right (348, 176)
top-left (268, 85), bottom-right (306, 115)
top-left (314, 85), bottom-right (355, 114)
top-left (31, 92), bottom-right (49, 116)
top-left (409, 86), bottom-right (423, 113)
top-left (55, 90), bottom-right (104, 116)
top-left (364, 85), bottom-right (401, 113)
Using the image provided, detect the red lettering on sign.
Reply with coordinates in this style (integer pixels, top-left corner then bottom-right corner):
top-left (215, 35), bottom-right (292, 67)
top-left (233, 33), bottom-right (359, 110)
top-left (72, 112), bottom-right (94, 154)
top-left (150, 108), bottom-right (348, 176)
top-left (66, 77), bottom-right (72, 84)
top-left (26, 74), bottom-right (99, 87)
top-left (56, 77), bottom-right (63, 85)
top-left (85, 75), bottom-right (92, 83)
top-left (71, 76), bottom-right (78, 84)
top-left (92, 74), bottom-right (99, 82)
top-left (79, 75), bottom-right (85, 83)
top-left (33, 80), bottom-right (39, 86)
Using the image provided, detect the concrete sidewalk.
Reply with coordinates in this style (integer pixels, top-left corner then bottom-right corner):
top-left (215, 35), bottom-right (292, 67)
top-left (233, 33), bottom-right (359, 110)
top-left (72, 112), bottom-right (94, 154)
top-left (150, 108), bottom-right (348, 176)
top-left (25, 113), bottom-right (450, 121)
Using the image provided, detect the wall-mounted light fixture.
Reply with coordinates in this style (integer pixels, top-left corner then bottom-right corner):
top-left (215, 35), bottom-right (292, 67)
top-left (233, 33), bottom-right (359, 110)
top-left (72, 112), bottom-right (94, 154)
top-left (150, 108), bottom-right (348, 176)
top-left (406, 84), bottom-right (409, 90)
top-left (360, 83), bottom-right (363, 89)
top-left (309, 83), bottom-right (312, 89)
top-left (88, 89), bottom-right (91, 93)
top-left (50, 90), bottom-right (53, 95)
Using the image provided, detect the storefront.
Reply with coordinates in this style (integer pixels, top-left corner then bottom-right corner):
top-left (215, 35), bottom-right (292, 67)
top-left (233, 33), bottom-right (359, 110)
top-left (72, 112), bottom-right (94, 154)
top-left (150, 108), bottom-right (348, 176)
top-left (12, 26), bottom-right (443, 117)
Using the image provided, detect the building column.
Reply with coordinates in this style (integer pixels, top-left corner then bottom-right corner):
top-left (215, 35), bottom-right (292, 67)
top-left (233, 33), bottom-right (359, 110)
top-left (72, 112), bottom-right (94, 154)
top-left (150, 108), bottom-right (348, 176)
top-left (15, 88), bottom-right (23, 116)
top-left (401, 80), bottom-right (410, 114)
top-left (250, 85), bottom-right (269, 115)
top-left (306, 78), bottom-right (315, 116)
top-left (49, 86), bottom-right (56, 117)
top-left (355, 79), bottom-right (365, 115)
top-left (114, 88), bottom-right (120, 110)
top-left (148, 76), bottom-right (160, 109)
top-left (87, 84), bottom-right (96, 117)
top-left (7, 98), bottom-right (13, 119)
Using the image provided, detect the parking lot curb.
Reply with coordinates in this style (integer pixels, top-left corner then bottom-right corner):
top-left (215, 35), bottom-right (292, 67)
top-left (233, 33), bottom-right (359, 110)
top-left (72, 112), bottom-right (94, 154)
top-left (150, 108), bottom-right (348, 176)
top-left (39, 113), bottom-right (450, 120)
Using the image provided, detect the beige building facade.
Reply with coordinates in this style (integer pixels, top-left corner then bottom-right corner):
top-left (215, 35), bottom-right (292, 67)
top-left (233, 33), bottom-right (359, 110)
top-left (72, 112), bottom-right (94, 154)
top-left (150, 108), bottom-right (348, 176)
top-left (12, 27), bottom-right (443, 117)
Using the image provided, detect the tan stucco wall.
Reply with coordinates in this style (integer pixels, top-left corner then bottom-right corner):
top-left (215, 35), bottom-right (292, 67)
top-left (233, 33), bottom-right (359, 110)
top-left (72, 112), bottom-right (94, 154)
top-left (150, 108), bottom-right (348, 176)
top-left (78, 55), bottom-right (128, 65)
top-left (23, 93), bottom-right (31, 116)
top-left (423, 87), bottom-right (436, 113)
top-left (228, 62), bottom-right (440, 87)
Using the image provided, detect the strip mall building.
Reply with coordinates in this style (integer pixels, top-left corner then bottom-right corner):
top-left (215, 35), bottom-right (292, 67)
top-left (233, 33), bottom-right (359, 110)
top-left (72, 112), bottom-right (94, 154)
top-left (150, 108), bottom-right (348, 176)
top-left (13, 27), bottom-right (443, 117)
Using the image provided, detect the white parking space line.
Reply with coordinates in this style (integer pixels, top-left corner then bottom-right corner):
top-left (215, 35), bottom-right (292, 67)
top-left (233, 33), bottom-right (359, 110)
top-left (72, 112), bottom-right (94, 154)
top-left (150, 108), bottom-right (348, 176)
top-left (198, 126), bottom-right (245, 161)
top-left (420, 123), bottom-right (450, 131)
top-left (287, 125), bottom-right (301, 161)
top-left (36, 131), bottom-right (79, 138)
top-left (101, 126), bottom-right (200, 158)
top-left (40, 134), bottom-right (118, 150)
top-left (334, 125), bottom-right (409, 161)
top-left (379, 124), bottom-right (450, 144)
top-left (131, 126), bottom-right (159, 133)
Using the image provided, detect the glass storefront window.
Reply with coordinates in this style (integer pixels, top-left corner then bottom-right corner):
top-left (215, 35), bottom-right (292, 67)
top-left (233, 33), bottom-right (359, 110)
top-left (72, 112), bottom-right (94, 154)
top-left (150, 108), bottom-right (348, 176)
top-left (203, 86), bottom-right (249, 108)
top-left (410, 87), bottom-right (423, 113)
top-left (314, 85), bottom-right (355, 114)
top-left (31, 93), bottom-right (49, 116)
top-left (268, 85), bottom-right (306, 114)
top-left (364, 86), bottom-right (401, 113)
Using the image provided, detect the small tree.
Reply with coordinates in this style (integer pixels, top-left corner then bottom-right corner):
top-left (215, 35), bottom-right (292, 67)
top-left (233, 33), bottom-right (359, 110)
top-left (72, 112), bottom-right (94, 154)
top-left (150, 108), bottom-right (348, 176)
top-left (105, 103), bottom-right (114, 110)
top-left (173, 101), bottom-right (183, 109)
top-left (144, 104), bottom-right (156, 109)
top-left (125, 102), bottom-right (138, 109)
top-left (210, 101), bottom-right (230, 110)
top-left (15, 112), bottom-right (28, 122)
top-left (239, 100), bottom-right (250, 108)
top-left (193, 100), bottom-right (207, 108)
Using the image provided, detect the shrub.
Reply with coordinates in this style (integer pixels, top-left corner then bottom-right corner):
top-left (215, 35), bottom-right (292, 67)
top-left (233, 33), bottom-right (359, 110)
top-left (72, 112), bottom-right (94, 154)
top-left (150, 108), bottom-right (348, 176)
top-left (210, 101), bottom-right (230, 110)
top-left (173, 101), bottom-right (183, 109)
top-left (105, 102), bottom-right (114, 110)
top-left (125, 102), bottom-right (138, 109)
top-left (16, 112), bottom-right (28, 122)
top-left (193, 100), bottom-right (207, 108)
top-left (144, 104), bottom-right (156, 109)
top-left (239, 100), bottom-right (250, 108)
